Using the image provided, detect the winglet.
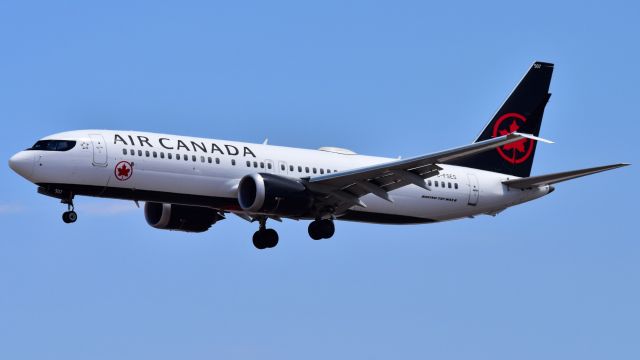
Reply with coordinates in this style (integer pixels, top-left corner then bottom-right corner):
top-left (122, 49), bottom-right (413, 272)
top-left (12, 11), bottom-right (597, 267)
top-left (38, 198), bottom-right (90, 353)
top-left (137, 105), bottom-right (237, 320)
top-left (512, 132), bottom-right (554, 144)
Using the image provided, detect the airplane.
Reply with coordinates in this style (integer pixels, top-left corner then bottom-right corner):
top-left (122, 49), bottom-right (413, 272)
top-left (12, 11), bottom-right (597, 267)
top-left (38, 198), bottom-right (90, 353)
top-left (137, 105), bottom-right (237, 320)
top-left (8, 61), bottom-right (629, 249)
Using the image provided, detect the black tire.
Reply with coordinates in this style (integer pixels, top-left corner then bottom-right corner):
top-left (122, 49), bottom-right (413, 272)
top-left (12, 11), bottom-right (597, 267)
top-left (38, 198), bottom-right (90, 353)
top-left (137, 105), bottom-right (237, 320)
top-left (62, 212), bottom-right (71, 223)
top-left (321, 219), bottom-right (335, 239)
top-left (252, 231), bottom-right (267, 249)
top-left (264, 229), bottom-right (279, 248)
top-left (308, 221), bottom-right (323, 240)
top-left (67, 211), bottom-right (78, 223)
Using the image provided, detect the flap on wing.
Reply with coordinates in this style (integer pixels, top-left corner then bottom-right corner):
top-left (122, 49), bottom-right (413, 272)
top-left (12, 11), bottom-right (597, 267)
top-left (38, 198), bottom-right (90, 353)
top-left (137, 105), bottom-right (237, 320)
top-left (502, 163), bottom-right (630, 189)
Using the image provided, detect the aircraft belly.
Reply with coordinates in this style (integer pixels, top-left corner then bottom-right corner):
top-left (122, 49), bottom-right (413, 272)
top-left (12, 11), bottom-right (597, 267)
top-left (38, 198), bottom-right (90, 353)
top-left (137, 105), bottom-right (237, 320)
top-left (352, 189), bottom-right (465, 222)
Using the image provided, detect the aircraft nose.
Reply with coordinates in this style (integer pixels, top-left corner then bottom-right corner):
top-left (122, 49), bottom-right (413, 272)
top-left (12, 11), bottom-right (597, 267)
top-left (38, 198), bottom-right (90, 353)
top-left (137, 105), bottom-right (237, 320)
top-left (9, 151), bottom-right (35, 180)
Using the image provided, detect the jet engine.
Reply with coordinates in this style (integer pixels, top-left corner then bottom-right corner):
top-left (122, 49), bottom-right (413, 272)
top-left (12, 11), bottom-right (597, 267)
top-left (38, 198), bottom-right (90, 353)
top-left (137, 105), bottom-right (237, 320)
top-left (237, 173), bottom-right (314, 217)
top-left (144, 202), bottom-right (223, 233)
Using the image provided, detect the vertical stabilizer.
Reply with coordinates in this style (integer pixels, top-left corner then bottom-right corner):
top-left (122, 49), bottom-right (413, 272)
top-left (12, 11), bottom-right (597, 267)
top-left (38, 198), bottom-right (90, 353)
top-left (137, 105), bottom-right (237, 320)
top-left (447, 62), bottom-right (553, 177)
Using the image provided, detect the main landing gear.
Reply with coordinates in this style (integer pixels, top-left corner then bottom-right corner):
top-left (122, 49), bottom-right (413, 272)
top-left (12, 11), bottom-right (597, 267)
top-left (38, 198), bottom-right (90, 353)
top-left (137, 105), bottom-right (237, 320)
top-left (252, 217), bottom-right (279, 249)
top-left (308, 219), bottom-right (335, 240)
top-left (251, 218), bottom-right (335, 249)
top-left (61, 193), bottom-right (77, 224)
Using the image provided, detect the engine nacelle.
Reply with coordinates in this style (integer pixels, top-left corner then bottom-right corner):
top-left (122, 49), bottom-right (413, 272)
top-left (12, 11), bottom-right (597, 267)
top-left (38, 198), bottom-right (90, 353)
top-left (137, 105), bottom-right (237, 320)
top-left (237, 173), bottom-right (314, 217)
top-left (144, 202), bottom-right (222, 233)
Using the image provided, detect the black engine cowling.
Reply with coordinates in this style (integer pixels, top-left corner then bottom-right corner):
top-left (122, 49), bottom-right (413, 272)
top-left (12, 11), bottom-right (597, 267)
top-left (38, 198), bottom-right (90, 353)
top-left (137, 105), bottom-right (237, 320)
top-left (237, 173), bottom-right (314, 217)
top-left (144, 202), bottom-right (222, 233)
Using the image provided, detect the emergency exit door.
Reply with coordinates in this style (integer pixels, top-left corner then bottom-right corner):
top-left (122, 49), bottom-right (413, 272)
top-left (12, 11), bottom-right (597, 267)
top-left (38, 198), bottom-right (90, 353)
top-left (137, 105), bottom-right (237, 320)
top-left (467, 174), bottom-right (479, 206)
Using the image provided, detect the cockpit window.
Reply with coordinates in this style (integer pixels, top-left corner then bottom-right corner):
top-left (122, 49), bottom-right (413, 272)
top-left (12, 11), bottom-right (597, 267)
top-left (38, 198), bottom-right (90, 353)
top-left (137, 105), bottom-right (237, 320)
top-left (28, 140), bottom-right (76, 151)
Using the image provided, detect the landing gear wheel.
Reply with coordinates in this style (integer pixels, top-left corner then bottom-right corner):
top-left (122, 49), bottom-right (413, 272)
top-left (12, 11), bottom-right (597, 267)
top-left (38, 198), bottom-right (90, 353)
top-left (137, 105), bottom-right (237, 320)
top-left (308, 219), bottom-right (335, 240)
top-left (308, 221), bottom-right (323, 240)
top-left (252, 228), bottom-right (279, 249)
top-left (62, 211), bottom-right (77, 224)
top-left (263, 228), bottom-right (279, 248)
top-left (253, 231), bottom-right (268, 249)
top-left (321, 219), bottom-right (335, 238)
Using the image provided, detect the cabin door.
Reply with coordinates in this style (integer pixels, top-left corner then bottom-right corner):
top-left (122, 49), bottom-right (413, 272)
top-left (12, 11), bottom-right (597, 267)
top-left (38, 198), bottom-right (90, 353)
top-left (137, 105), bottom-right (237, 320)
top-left (89, 134), bottom-right (108, 166)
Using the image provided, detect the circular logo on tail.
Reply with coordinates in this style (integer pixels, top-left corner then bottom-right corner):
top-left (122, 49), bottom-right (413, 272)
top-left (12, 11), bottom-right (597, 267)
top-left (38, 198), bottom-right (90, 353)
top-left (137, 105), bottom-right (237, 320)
top-left (114, 161), bottom-right (133, 181)
top-left (492, 113), bottom-right (535, 164)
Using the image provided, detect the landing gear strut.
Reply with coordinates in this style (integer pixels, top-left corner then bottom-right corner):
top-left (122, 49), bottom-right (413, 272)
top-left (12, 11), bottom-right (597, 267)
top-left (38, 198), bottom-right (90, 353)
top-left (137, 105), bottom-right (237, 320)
top-left (61, 193), bottom-right (77, 224)
top-left (252, 217), bottom-right (279, 249)
top-left (308, 219), bottom-right (335, 240)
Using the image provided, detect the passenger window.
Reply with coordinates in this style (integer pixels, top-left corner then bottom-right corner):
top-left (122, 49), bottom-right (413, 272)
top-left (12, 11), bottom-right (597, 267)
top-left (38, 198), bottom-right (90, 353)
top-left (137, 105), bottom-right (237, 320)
top-left (454, 183), bottom-right (458, 189)
top-left (201, 156), bottom-right (205, 163)
top-left (216, 158), bottom-right (220, 164)
top-left (184, 155), bottom-right (188, 161)
top-left (260, 162), bottom-right (264, 169)
top-left (448, 182), bottom-right (452, 189)
top-left (168, 153), bottom-right (172, 159)
top-left (289, 165), bottom-right (294, 171)
top-left (281, 164), bottom-right (286, 171)
top-left (192, 155), bottom-right (196, 162)
top-left (253, 161), bottom-right (258, 168)
top-left (267, 163), bottom-right (272, 170)
top-left (145, 151), bottom-right (150, 157)
top-left (122, 149), bottom-right (127, 155)
top-left (153, 151), bottom-right (157, 158)
top-left (177, 154), bottom-right (181, 160)
top-left (298, 166), bottom-right (302, 172)
top-left (138, 150), bottom-right (142, 156)
top-left (312, 168), bottom-right (317, 174)
top-left (231, 159), bottom-right (236, 166)
top-left (441, 181), bottom-right (445, 188)
top-left (434, 181), bottom-right (438, 187)
top-left (427, 180), bottom-right (432, 186)
top-left (320, 169), bottom-right (324, 174)
top-left (130, 149), bottom-right (134, 155)
top-left (246, 161), bottom-right (251, 167)
top-left (305, 167), bottom-right (309, 173)
top-left (208, 157), bottom-right (212, 164)
top-left (160, 152), bottom-right (165, 159)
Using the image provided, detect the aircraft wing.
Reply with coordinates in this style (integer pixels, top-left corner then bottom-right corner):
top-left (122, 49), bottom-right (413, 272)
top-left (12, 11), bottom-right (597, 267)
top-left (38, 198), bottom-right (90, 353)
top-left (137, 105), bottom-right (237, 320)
top-left (305, 132), bottom-right (550, 214)
top-left (502, 163), bottom-right (630, 189)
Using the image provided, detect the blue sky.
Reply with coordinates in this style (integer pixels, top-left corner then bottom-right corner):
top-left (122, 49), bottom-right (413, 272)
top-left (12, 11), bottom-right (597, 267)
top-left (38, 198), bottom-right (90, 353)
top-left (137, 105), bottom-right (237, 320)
top-left (0, 1), bottom-right (638, 359)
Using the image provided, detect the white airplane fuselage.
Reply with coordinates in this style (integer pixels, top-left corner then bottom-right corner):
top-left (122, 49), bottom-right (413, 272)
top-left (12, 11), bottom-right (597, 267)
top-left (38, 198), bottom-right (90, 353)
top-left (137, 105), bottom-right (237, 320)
top-left (9, 62), bottom-right (629, 249)
top-left (9, 129), bottom-right (550, 224)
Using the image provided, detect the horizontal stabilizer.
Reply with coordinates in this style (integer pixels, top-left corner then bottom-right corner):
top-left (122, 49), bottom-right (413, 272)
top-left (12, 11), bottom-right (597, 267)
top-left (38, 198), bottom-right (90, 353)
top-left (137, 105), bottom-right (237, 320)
top-left (503, 163), bottom-right (630, 189)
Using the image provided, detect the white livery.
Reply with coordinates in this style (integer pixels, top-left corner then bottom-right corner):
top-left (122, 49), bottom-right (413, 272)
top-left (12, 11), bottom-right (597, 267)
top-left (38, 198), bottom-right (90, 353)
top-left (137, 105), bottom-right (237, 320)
top-left (8, 62), bottom-right (629, 249)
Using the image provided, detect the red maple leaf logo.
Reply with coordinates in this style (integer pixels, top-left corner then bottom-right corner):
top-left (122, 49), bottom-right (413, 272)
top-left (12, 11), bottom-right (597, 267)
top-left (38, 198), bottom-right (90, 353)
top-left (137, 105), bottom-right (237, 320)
top-left (117, 163), bottom-right (130, 178)
top-left (492, 113), bottom-right (533, 164)
top-left (499, 120), bottom-right (526, 153)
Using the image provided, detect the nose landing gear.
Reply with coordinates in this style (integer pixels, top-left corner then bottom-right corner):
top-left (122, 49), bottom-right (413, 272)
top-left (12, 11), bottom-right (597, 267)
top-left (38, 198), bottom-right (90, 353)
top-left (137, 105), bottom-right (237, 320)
top-left (61, 193), bottom-right (77, 224)
top-left (62, 209), bottom-right (77, 223)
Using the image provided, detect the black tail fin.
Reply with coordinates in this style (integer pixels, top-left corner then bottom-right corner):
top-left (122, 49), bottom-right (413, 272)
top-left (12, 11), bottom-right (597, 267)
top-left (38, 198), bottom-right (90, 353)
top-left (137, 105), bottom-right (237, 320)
top-left (447, 61), bottom-right (554, 177)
